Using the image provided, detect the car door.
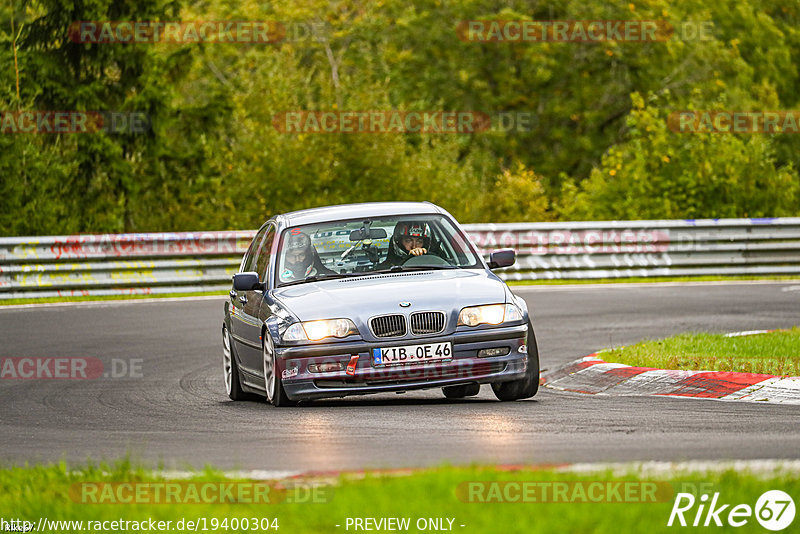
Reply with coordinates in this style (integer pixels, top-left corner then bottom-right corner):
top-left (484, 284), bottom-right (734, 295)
top-left (230, 224), bottom-right (270, 380)
top-left (231, 223), bottom-right (276, 383)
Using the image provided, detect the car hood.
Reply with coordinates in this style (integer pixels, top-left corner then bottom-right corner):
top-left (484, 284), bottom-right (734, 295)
top-left (272, 269), bottom-right (507, 323)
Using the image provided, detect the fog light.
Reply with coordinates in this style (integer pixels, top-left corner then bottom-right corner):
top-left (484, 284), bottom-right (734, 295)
top-left (478, 347), bottom-right (510, 358)
top-left (308, 362), bottom-right (346, 373)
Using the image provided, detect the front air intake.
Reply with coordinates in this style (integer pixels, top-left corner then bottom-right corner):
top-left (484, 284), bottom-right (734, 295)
top-left (369, 314), bottom-right (407, 338)
top-left (410, 311), bottom-right (446, 335)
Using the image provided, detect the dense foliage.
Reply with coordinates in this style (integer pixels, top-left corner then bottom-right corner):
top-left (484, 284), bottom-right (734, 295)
top-left (1, 0), bottom-right (799, 235)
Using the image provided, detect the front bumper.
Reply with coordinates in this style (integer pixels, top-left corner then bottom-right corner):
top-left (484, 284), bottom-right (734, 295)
top-left (276, 323), bottom-right (529, 401)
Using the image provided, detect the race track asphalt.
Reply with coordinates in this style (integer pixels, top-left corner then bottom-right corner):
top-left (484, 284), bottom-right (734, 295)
top-left (1, 282), bottom-right (798, 471)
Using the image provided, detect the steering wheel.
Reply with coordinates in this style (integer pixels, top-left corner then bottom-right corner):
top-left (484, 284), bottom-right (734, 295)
top-left (402, 254), bottom-right (452, 267)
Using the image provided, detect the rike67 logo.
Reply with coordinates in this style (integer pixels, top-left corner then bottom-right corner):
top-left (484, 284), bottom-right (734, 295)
top-left (668, 490), bottom-right (795, 530)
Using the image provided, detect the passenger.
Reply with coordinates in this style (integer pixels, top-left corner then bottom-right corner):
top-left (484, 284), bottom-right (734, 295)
top-left (279, 231), bottom-right (335, 282)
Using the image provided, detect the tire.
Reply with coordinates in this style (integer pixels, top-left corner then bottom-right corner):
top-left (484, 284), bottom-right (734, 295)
top-left (442, 383), bottom-right (481, 398)
top-left (263, 331), bottom-right (295, 407)
top-left (492, 321), bottom-right (540, 401)
top-left (222, 325), bottom-right (247, 401)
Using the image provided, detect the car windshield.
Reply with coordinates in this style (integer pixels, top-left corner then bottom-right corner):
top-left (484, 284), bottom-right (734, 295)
top-left (275, 214), bottom-right (482, 286)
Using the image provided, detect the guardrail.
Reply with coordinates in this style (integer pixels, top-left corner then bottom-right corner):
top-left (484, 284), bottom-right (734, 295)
top-left (1, 218), bottom-right (799, 299)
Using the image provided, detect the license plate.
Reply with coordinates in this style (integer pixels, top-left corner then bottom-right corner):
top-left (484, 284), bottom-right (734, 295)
top-left (372, 342), bottom-right (452, 366)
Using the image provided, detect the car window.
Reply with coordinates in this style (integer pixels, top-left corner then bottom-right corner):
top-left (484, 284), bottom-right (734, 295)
top-left (241, 225), bottom-right (268, 273)
top-left (274, 214), bottom-right (481, 286)
top-left (255, 225), bottom-right (275, 280)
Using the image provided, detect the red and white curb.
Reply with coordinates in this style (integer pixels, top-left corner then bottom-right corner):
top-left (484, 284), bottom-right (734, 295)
top-left (542, 356), bottom-right (800, 404)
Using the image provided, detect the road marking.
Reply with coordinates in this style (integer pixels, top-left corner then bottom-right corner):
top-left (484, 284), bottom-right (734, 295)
top-left (154, 469), bottom-right (303, 480)
top-left (723, 330), bottom-right (770, 337)
top-left (560, 459), bottom-right (800, 477)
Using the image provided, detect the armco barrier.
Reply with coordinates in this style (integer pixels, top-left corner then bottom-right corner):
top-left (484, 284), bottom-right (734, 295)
top-left (1, 218), bottom-right (799, 299)
top-left (466, 218), bottom-right (800, 281)
top-left (0, 232), bottom-right (253, 300)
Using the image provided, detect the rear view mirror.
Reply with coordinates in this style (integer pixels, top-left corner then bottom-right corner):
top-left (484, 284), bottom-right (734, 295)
top-left (232, 272), bottom-right (263, 291)
top-left (488, 249), bottom-right (515, 269)
top-left (349, 228), bottom-right (388, 241)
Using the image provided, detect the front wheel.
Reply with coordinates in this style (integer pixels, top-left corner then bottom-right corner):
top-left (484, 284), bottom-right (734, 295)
top-left (263, 331), bottom-right (295, 407)
top-left (492, 321), bottom-right (540, 401)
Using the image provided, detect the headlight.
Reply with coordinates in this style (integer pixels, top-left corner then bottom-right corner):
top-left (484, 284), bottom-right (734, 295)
top-left (282, 319), bottom-right (358, 341)
top-left (282, 323), bottom-right (307, 341)
top-left (458, 304), bottom-right (522, 327)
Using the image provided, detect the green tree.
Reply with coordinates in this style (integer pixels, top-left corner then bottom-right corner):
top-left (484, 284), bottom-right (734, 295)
top-left (559, 92), bottom-right (798, 220)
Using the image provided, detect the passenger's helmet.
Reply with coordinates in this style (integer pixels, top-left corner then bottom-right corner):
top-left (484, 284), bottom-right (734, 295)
top-left (391, 221), bottom-right (431, 259)
top-left (283, 231), bottom-right (313, 277)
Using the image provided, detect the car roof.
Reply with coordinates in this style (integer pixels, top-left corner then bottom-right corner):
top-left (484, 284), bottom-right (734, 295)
top-left (275, 201), bottom-right (447, 227)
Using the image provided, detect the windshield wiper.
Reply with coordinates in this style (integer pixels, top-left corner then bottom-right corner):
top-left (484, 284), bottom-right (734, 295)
top-left (278, 272), bottom-right (355, 287)
top-left (400, 265), bottom-right (458, 270)
top-left (281, 266), bottom-right (458, 286)
top-left (371, 265), bottom-right (458, 274)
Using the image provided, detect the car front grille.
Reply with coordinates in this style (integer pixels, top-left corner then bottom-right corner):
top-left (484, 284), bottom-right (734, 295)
top-left (410, 311), bottom-right (446, 335)
top-left (370, 314), bottom-right (407, 338)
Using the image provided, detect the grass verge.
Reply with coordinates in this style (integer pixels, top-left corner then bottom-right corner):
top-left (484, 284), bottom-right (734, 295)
top-left (0, 291), bottom-right (225, 306)
top-left (1, 460), bottom-right (798, 533)
top-left (602, 327), bottom-right (800, 376)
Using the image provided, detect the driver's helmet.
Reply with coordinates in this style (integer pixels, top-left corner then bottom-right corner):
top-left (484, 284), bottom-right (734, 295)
top-left (391, 221), bottom-right (431, 260)
top-left (281, 231), bottom-right (314, 280)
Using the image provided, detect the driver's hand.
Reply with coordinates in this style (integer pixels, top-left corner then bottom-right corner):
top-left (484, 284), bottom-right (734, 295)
top-left (409, 247), bottom-right (427, 256)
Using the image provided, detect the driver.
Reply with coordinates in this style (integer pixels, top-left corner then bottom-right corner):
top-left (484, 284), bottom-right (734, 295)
top-left (280, 231), bottom-right (334, 282)
top-left (376, 221), bottom-right (436, 269)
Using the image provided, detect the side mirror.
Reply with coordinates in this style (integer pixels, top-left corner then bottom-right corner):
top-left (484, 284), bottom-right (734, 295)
top-left (488, 249), bottom-right (515, 269)
top-left (232, 272), bottom-right (263, 291)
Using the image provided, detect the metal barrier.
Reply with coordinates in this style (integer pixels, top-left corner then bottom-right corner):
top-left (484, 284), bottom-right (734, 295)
top-left (0, 232), bottom-right (252, 299)
top-left (1, 218), bottom-right (799, 299)
top-left (466, 218), bottom-right (800, 280)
